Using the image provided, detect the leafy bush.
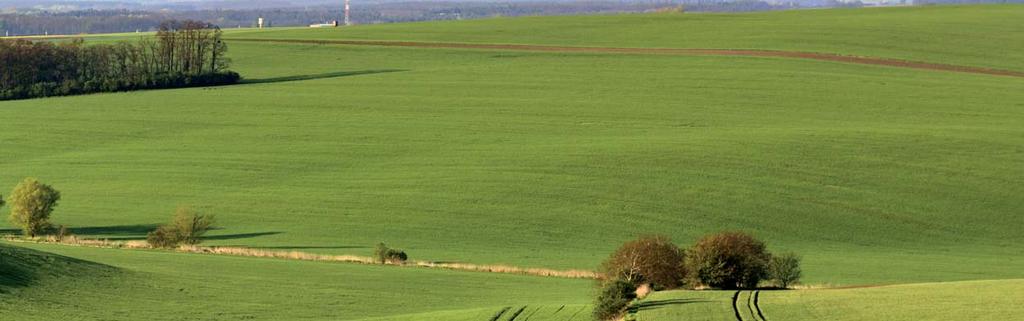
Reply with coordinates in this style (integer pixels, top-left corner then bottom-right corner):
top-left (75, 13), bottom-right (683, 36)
top-left (592, 279), bottom-right (637, 321)
top-left (7, 178), bottom-right (61, 237)
top-left (685, 231), bottom-right (771, 289)
top-left (147, 225), bottom-right (182, 248)
top-left (601, 235), bottom-right (686, 289)
top-left (373, 243), bottom-right (409, 264)
top-left (146, 206), bottom-right (215, 248)
top-left (768, 252), bottom-right (802, 288)
top-left (171, 206), bottom-right (215, 245)
top-left (386, 249), bottom-right (408, 263)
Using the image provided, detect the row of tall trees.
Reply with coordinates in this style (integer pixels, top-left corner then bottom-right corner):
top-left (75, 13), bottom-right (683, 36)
top-left (0, 20), bottom-right (238, 101)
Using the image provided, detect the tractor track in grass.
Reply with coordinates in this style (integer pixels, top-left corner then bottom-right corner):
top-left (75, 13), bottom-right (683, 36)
top-left (753, 290), bottom-right (767, 321)
top-left (732, 291), bottom-right (743, 321)
top-left (226, 38), bottom-right (1024, 78)
top-left (733, 290), bottom-right (767, 321)
top-left (746, 290), bottom-right (758, 320)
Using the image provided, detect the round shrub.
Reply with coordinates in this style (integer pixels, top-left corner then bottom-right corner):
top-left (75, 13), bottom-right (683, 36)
top-left (685, 231), bottom-right (770, 289)
top-left (601, 235), bottom-right (686, 289)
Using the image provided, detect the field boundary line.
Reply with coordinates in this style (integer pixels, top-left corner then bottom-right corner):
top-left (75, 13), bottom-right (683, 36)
top-left (226, 38), bottom-right (1024, 78)
top-left (0, 236), bottom-right (600, 280)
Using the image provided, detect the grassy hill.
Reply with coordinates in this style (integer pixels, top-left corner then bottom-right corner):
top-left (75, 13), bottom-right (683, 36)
top-left (0, 242), bottom-right (591, 320)
top-left (0, 243), bottom-right (118, 294)
top-left (1, 4), bottom-right (1023, 320)
top-left (226, 5), bottom-right (1024, 71)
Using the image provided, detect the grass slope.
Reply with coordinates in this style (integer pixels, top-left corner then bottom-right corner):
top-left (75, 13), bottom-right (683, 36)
top-left (634, 280), bottom-right (1024, 320)
top-left (0, 243), bottom-right (118, 294)
top-left (0, 242), bottom-right (591, 321)
top-left (227, 5), bottom-right (1024, 71)
top-left (2, 6), bottom-right (1023, 321)
top-left (764, 280), bottom-right (1024, 320)
top-left (2, 26), bottom-right (1023, 285)
top-left (630, 278), bottom-right (1024, 317)
top-left (631, 290), bottom-right (736, 321)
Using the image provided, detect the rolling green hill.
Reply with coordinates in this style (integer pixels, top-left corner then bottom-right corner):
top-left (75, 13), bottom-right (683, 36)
top-left (2, 5), bottom-right (1023, 320)
top-left (0, 243), bottom-right (118, 294)
top-left (226, 5), bottom-right (1024, 71)
top-left (0, 242), bottom-right (591, 320)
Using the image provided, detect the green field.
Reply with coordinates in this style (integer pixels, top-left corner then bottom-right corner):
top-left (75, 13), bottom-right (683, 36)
top-left (0, 243), bottom-right (592, 320)
top-left (226, 5), bottom-right (1024, 71)
top-left (633, 279), bottom-right (1024, 320)
top-left (2, 4), bottom-right (1023, 320)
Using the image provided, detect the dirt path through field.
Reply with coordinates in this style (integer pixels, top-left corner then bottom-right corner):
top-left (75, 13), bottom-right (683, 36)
top-left (228, 38), bottom-right (1024, 78)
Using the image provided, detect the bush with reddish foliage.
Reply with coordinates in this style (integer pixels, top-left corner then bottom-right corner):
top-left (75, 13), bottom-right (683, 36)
top-left (685, 231), bottom-right (771, 289)
top-left (600, 235), bottom-right (687, 290)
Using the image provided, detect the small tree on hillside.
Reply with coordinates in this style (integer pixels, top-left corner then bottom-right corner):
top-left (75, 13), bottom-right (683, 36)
top-left (685, 231), bottom-right (771, 289)
top-left (768, 252), bottom-right (801, 288)
top-left (171, 206), bottom-right (215, 245)
top-left (8, 178), bottom-right (61, 237)
top-left (374, 243), bottom-right (390, 264)
top-left (601, 235), bottom-right (686, 289)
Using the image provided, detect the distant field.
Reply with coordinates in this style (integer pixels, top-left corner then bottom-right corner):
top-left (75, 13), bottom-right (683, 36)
top-left (2, 5), bottom-right (1023, 320)
top-left (226, 5), bottom-right (1024, 71)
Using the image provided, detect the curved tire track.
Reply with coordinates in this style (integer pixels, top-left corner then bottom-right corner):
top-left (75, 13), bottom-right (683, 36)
top-left (227, 38), bottom-right (1024, 78)
top-left (746, 290), bottom-right (758, 320)
top-left (732, 291), bottom-right (743, 321)
top-left (754, 290), bottom-right (767, 321)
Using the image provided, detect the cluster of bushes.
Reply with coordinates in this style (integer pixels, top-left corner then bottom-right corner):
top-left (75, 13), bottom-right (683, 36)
top-left (593, 232), bottom-right (802, 320)
top-left (0, 20), bottom-right (239, 101)
top-left (1, 177), bottom-right (217, 249)
top-left (374, 243), bottom-right (409, 264)
top-left (146, 206), bottom-right (216, 248)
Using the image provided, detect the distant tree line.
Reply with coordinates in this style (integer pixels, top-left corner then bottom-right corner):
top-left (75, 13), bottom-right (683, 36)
top-left (0, 20), bottom-right (239, 101)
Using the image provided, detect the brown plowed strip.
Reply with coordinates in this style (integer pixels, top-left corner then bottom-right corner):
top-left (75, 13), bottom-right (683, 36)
top-left (228, 38), bottom-right (1024, 78)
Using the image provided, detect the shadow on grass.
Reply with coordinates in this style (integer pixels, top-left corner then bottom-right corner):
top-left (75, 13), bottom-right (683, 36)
top-left (1, 225), bottom-right (283, 242)
top-left (241, 69), bottom-right (407, 84)
top-left (0, 244), bottom-right (118, 292)
top-left (1, 225), bottom-right (160, 240)
top-left (628, 298), bottom-right (711, 313)
top-left (202, 232), bottom-right (282, 241)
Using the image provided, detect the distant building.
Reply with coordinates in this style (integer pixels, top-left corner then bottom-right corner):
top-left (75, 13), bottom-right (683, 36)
top-left (309, 21), bottom-right (339, 28)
